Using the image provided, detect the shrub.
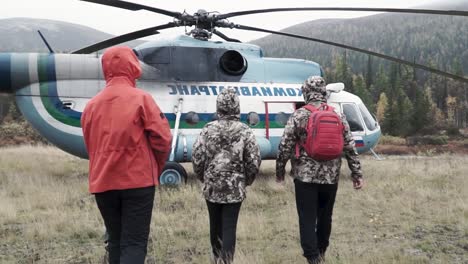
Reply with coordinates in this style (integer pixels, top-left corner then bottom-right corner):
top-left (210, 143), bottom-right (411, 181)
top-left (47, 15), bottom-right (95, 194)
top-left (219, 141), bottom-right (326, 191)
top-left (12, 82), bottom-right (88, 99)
top-left (406, 135), bottom-right (448, 146)
top-left (446, 126), bottom-right (461, 137)
top-left (0, 121), bottom-right (48, 145)
top-left (378, 135), bottom-right (406, 145)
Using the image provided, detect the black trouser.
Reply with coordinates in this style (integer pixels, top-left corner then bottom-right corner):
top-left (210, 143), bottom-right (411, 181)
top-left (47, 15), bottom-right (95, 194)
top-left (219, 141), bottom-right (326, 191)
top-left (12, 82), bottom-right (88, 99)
top-left (294, 179), bottom-right (338, 261)
top-left (206, 200), bottom-right (242, 264)
top-left (95, 186), bottom-right (155, 264)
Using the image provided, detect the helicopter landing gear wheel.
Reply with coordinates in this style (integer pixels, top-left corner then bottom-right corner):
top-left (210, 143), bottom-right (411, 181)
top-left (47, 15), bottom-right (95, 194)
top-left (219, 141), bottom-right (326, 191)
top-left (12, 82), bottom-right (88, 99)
top-left (159, 162), bottom-right (187, 185)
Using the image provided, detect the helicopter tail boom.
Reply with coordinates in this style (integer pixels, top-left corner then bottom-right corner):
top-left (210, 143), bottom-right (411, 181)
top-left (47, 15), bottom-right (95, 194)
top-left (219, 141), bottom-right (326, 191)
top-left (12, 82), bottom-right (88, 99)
top-left (0, 53), bottom-right (102, 95)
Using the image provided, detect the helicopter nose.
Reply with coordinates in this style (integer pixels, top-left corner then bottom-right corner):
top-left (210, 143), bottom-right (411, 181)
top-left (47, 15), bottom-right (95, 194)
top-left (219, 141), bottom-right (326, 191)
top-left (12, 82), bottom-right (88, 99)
top-left (0, 53), bottom-right (13, 94)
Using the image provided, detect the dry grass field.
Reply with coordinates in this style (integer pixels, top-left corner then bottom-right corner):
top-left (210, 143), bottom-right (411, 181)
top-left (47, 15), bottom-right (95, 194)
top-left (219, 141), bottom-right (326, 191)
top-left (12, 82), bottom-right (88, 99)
top-left (0, 145), bottom-right (467, 264)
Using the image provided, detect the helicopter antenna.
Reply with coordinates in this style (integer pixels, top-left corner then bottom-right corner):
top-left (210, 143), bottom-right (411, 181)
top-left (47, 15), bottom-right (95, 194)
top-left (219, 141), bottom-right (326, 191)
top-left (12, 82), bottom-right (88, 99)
top-left (37, 30), bottom-right (54, 54)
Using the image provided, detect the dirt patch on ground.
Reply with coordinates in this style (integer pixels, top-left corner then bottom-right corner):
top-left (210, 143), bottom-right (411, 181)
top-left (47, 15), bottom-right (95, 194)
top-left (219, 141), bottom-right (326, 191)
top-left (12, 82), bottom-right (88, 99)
top-left (410, 225), bottom-right (468, 262)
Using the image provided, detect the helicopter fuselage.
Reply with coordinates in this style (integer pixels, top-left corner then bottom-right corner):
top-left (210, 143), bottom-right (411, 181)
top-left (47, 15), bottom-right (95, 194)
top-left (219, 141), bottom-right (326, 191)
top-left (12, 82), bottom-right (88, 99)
top-left (0, 35), bottom-right (380, 161)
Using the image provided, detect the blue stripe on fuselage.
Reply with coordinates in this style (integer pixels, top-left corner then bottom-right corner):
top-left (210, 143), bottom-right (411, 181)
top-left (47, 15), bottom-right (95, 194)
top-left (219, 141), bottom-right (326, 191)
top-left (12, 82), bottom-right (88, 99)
top-left (164, 112), bottom-right (284, 122)
top-left (39, 54), bottom-right (82, 119)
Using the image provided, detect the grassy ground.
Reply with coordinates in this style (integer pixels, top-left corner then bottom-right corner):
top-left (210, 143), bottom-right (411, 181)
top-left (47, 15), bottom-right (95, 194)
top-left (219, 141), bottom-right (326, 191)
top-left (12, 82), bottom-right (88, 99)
top-left (0, 146), bottom-right (467, 264)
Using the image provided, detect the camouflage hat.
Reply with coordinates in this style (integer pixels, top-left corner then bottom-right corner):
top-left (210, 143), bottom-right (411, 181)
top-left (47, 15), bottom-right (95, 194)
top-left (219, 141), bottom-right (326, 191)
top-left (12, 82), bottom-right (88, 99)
top-left (216, 87), bottom-right (241, 120)
top-left (301, 76), bottom-right (327, 103)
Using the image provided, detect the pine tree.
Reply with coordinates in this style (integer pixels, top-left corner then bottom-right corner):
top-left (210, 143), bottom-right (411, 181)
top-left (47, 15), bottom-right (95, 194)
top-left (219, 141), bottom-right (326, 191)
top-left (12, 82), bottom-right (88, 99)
top-left (353, 75), bottom-right (374, 112)
top-left (372, 64), bottom-right (389, 102)
top-left (448, 58), bottom-right (467, 128)
top-left (383, 99), bottom-right (399, 136)
top-left (446, 95), bottom-right (458, 127)
top-left (411, 88), bottom-right (432, 134)
top-left (401, 66), bottom-right (417, 101)
top-left (376, 92), bottom-right (388, 123)
top-left (425, 88), bottom-right (446, 129)
top-left (334, 52), bottom-right (354, 93)
top-left (397, 91), bottom-right (414, 136)
top-left (366, 55), bottom-right (373, 89)
top-left (382, 66), bottom-right (414, 136)
top-left (427, 60), bottom-right (447, 113)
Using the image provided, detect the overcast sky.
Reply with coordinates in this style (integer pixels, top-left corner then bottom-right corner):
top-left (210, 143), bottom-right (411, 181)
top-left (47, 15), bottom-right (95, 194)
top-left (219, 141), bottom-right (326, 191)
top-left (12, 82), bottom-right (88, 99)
top-left (0, 0), bottom-right (449, 41)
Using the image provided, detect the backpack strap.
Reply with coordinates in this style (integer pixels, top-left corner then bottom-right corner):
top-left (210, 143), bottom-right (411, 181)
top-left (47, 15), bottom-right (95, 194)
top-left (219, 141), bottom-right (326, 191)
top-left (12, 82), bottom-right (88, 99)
top-left (296, 104), bottom-right (319, 158)
top-left (323, 104), bottom-right (335, 112)
top-left (303, 103), bottom-right (335, 112)
top-left (302, 104), bottom-right (318, 112)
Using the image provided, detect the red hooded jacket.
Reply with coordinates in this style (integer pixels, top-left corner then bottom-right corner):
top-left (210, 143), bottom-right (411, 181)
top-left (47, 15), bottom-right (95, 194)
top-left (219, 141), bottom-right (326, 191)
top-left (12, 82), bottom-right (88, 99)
top-left (81, 46), bottom-right (172, 193)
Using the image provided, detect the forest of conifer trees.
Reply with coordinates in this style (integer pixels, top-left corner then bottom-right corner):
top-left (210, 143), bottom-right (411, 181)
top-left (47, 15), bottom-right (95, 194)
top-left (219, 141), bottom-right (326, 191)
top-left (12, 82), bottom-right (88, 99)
top-left (253, 9), bottom-right (468, 137)
top-left (324, 53), bottom-right (467, 137)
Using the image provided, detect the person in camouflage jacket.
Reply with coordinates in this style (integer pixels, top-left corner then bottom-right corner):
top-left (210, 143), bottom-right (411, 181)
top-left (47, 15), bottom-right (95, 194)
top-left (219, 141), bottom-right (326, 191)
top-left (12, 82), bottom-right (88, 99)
top-left (276, 76), bottom-right (364, 264)
top-left (192, 87), bottom-right (261, 264)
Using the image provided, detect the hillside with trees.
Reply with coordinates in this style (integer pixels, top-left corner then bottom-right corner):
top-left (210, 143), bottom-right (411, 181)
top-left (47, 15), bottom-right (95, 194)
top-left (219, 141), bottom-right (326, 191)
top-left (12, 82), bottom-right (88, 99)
top-left (0, 17), bottom-right (143, 122)
top-left (0, 18), bottom-right (143, 53)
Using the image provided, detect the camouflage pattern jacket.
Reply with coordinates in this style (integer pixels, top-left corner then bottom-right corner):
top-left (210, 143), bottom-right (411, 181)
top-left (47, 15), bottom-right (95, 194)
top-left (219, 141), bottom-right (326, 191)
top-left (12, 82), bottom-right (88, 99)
top-left (276, 101), bottom-right (362, 184)
top-left (192, 118), bottom-right (261, 203)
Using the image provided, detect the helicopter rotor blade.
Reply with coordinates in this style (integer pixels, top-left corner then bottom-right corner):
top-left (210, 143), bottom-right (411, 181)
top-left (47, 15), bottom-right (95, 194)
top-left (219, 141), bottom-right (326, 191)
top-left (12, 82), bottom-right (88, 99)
top-left (218, 7), bottom-right (468, 20)
top-left (212, 30), bottom-right (241, 43)
top-left (72, 22), bottom-right (178, 54)
top-left (79, 0), bottom-right (181, 18)
top-left (231, 24), bottom-right (468, 83)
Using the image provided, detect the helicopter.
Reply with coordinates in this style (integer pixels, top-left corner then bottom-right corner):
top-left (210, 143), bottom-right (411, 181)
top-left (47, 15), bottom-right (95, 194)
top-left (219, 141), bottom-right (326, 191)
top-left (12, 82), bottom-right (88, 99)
top-left (1, 0), bottom-right (467, 184)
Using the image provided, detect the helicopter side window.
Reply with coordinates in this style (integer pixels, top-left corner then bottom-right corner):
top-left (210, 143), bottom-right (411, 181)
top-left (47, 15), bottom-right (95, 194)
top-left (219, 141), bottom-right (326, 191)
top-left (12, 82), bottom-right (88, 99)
top-left (342, 104), bottom-right (364, 132)
top-left (358, 103), bottom-right (377, 131)
top-left (184, 111), bottom-right (199, 125)
top-left (247, 112), bottom-right (260, 127)
top-left (275, 112), bottom-right (290, 126)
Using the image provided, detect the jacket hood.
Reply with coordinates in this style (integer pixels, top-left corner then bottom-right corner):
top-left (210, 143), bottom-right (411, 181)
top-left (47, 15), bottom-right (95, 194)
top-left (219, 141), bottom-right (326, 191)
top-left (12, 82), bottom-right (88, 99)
top-left (301, 76), bottom-right (327, 103)
top-left (102, 46), bottom-right (142, 85)
top-left (216, 88), bottom-right (241, 120)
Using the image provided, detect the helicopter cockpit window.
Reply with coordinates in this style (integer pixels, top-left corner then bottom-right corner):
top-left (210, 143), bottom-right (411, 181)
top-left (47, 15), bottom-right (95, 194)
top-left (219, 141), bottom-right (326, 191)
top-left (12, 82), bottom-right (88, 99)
top-left (275, 112), bottom-right (290, 126)
top-left (184, 111), bottom-right (199, 125)
top-left (358, 103), bottom-right (377, 131)
top-left (247, 112), bottom-right (260, 127)
top-left (140, 47), bottom-right (170, 65)
top-left (342, 104), bottom-right (364, 132)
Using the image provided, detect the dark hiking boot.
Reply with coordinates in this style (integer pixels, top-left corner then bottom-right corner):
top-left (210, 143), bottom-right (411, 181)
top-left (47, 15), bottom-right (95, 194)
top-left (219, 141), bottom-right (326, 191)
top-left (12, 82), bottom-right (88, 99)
top-left (307, 257), bottom-right (321, 264)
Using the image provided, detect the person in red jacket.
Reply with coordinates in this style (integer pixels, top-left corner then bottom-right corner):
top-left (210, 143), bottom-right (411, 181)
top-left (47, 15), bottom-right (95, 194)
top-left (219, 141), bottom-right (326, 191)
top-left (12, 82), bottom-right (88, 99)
top-left (81, 46), bottom-right (172, 264)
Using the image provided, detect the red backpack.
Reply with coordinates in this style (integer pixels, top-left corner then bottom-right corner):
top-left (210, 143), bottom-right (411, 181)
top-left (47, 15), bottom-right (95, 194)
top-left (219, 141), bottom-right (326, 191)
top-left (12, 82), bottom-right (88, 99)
top-left (298, 104), bottom-right (344, 161)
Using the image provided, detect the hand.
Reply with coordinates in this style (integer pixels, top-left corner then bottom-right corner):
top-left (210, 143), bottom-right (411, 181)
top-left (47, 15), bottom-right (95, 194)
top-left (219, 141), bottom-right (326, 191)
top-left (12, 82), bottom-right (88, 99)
top-left (353, 178), bottom-right (364, 190)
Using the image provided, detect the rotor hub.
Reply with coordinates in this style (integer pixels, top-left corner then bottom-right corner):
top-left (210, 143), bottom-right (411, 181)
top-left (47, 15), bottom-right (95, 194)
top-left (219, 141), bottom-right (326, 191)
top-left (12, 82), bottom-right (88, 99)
top-left (187, 28), bottom-right (211, 41)
top-left (175, 10), bottom-right (234, 40)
